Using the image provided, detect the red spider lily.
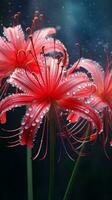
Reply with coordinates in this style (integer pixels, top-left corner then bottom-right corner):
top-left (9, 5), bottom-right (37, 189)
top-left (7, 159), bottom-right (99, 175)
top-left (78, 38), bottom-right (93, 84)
top-left (0, 25), bottom-right (68, 82)
top-left (0, 26), bottom-right (52, 80)
top-left (76, 58), bottom-right (112, 146)
top-left (0, 12), bottom-right (69, 86)
top-left (0, 57), bottom-right (102, 159)
top-left (0, 13), bottom-right (69, 124)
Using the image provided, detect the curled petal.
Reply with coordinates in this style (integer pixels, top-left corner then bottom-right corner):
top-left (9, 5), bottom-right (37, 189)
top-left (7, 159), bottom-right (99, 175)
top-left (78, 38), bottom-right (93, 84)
top-left (67, 59), bottom-right (80, 75)
top-left (55, 74), bottom-right (96, 99)
top-left (86, 95), bottom-right (107, 111)
top-left (0, 112), bottom-right (6, 124)
top-left (32, 27), bottom-right (56, 40)
top-left (0, 93), bottom-right (35, 118)
top-left (8, 68), bottom-right (40, 94)
top-left (3, 25), bottom-right (26, 49)
top-left (77, 58), bottom-right (104, 90)
top-left (43, 38), bottom-right (69, 66)
top-left (0, 26), bottom-right (26, 78)
top-left (20, 102), bottom-right (50, 148)
top-left (27, 27), bottom-right (56, 53)
top-left (73, 83), bottom-right (96, 98)
top-left (58, 97), bottom-right (102, 132)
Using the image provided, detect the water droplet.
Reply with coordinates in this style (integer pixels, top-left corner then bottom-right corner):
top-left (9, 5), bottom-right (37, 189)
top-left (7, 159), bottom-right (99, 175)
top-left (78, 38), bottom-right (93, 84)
top-left (29, 107), bottom-right (32, 111)
top-left (66, 92), bottom-right (70, 96)
top-left (35, 119), bottom-right (39, 123)
top-left (85, 110), bottom-right (89, 114)
top-left (78, 86), bottom-right (81, 89)
top-left (32, 123), bottom-right (36, 126)
top-left (25, 126), bottom-right (29, 129)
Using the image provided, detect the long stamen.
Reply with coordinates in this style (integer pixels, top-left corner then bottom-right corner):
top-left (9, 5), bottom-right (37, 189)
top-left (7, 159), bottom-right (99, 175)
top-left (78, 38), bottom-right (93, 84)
top-left (31, 16), bottom-right (38, 33)
top-left (41, 46), bottom-right (50, 88)
top-left (32, 72), bottom-right (44, 89)
top-left (1, 127), bottom-right (21, 132)
top-left (7, 142), bottom-right (20, 147)
top-left (30, 11), bottom-right (42, 34)
top-left (39, 14), bottom-right (44, 29)
top-left (0, 133), bottom-right (19, 139)
top-left (33, 116), bottom-right (47, 160)
top-left (28, 35), bottom-right (45, 85)
top-left (40, 117), bottom-right (49, 160)
top-left (54, 107), bottom-right (74, 159)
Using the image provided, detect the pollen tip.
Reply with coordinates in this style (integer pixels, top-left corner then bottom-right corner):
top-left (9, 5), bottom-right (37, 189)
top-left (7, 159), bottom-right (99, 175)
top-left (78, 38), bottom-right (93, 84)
top-left (39, 14), bottom-right (44, 21)
top-left (34, 10), bottom-right (39, 16)
top-left (26, 27), bottom-right (31, 35)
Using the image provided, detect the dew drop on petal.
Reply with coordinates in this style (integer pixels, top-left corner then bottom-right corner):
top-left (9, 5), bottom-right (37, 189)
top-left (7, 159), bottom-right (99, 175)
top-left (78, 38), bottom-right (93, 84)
top-left (66, 92), bottom-right (70, 96)
top-left (32, 123), bottom-right (36, 126)
top-left (25, 126), bottom-right (29, 129)
top-left (84, 110), bottom-right (89, 114)
top-left (21, 121), bottom-right (25, 125)
top-left (29, 108), bottom-right (32, 111)
top-left (35, 119), bottom-right (39, 123)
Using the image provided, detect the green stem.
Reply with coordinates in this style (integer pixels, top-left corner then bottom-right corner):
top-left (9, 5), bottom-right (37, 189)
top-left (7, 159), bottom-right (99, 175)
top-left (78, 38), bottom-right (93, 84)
top-left (27, 148), bottom-right (33, 200)
top-left (63, 144), bottom-right (85, 200)
top-left (48, 107), bottom-right (56, 200)
top-left (63, 126), bottom-right (90, 200)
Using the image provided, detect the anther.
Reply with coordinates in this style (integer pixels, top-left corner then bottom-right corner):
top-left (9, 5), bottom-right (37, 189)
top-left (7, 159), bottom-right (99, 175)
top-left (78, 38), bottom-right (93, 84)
top-left (26, 27), bottom-right (31, 35)
top-left (34, 10), bottom-right (39, 17)
top-left (31, 17), bottom-right (38, 32)
top-left (39, 14), bottom-right (44, 21)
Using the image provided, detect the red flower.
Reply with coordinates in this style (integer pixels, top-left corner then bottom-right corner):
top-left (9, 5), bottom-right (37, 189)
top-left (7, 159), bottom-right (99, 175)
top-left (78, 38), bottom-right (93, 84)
top-left (76, 58), bottom-right (112, 146)
top-left (0, 16), bottom-right (68, 124)
top-left (0, 57), bottom-right (102, 158)
top-left (0, 23), bottom-right (68, 84)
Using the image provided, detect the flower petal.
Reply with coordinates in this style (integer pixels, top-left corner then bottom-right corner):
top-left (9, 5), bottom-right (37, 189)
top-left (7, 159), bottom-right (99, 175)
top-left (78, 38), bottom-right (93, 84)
top-left (8, 68), bottom-right (41, 95)
top-left (3, 25), bottom-right (26, 49)
top-left (32, 27), bottom-right (56, 40)
top-left (67, 59), bottom-right (80, 75)
top-left (43, 38), bottom-right (69, 66)
top-left (86, 95), bottom-right (107, 111)
top-left (27, 27), bottom-right (56, 52)
top-left (20, 102), bottom-right (50, 148)
top-left (77, 58), bottom-right (104, 90)
top-left (0, 93), bottom-right (35, 119)
top-left (58, 97), bottom-right (102, 132)
top-left (0, 37), bottom-right (16, 75)
top-left (67, 113), bottom-right (79, 123)
top-left (55, 72), bottom-right (96, 99)
top-left (0, 112), bottom-right (6, 124)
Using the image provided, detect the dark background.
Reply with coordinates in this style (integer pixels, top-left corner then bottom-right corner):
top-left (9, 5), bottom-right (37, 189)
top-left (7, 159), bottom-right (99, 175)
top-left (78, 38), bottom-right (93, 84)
top-left (0, 0), bottom-right (112, 200)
